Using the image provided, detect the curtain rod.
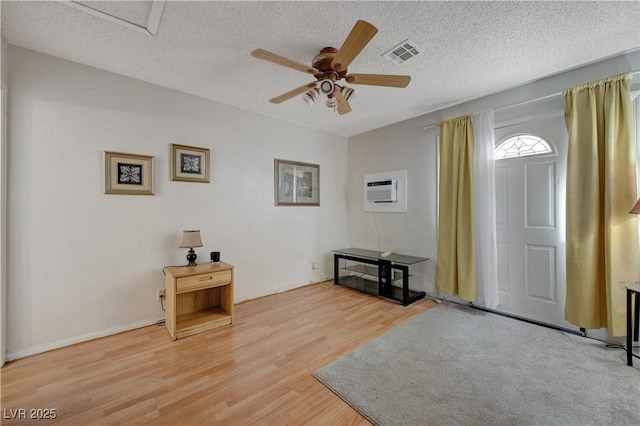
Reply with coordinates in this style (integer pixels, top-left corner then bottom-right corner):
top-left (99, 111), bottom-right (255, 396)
top-left (421, 69), bottom-right (640, 131)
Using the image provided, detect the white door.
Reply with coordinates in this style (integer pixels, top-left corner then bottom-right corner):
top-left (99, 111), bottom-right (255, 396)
top-left (494, 115), bottom-right (578, 331)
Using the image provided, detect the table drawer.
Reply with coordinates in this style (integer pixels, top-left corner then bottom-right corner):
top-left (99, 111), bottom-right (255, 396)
top-left (176, 270), bottom-right (232, 293)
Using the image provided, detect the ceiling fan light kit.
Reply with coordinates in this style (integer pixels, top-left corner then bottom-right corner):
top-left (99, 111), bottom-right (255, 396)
top-left (251, 20), bottom-right (411, 115)
top-left (341, 86), bottom-right (357, 104)
top-left (319, 79), bottom-right (334, 95)
top-left (302, 88), bottom-right (319, 106)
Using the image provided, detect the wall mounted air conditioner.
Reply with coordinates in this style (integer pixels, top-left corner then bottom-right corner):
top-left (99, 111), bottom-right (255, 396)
top-left (366, 179), bottom-right (398, 203)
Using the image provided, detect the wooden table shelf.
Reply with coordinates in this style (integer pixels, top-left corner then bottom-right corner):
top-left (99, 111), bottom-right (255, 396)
top-left (164, 262), bottom-right (234, 340)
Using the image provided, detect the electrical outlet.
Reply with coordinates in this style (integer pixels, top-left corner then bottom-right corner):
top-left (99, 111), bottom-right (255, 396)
top-left (311, 262), bottom-right (316, 270)
top-left (157, 289), bottom-right (165, 301)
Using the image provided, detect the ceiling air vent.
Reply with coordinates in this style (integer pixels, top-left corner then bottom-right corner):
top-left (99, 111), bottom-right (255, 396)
top-left (383, 40), bottom-right (421, 64)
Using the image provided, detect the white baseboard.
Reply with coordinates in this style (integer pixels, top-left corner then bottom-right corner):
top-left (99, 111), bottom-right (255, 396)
top-left (4, 317), bottom-right (164, 363)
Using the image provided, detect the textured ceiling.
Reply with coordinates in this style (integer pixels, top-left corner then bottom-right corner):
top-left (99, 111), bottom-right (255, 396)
top-left (2, 1), bottom-right (640, 137)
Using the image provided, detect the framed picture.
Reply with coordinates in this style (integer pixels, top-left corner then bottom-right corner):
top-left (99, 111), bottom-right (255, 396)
top-left (104, 151), bottom-right (154, 195)
top-left (170, 143), bottom-right (210, 183)
top-left (274, 159), bottom-right (320, 206)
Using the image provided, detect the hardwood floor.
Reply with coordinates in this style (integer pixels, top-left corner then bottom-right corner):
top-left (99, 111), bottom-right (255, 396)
top-left (1, 282), bottom-right (436, 425)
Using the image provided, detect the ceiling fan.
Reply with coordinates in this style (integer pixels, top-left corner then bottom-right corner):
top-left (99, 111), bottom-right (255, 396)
top-left (251, 20), bottom-right (411, 115)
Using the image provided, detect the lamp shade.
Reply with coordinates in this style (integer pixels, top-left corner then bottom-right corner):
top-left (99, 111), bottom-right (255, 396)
top-left (179, 230), bottom-right (203, 248)
top-left (630, 199), bottom-right (640, 214)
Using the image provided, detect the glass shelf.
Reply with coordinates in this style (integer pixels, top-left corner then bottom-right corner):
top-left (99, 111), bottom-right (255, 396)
top-left (332, 248), bottom-right (428, 306)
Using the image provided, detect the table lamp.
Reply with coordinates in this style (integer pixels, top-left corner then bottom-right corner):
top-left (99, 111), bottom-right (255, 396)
top-left (179, 230), bottom-right (203, 266)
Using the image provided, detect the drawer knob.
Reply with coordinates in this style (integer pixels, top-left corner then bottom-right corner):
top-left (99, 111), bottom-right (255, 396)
top-left (199, 276), bottom-right (212, 281)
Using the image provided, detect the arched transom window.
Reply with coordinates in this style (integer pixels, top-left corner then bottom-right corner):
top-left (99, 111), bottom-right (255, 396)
top-left (495, 134), bottom-right (553, 160)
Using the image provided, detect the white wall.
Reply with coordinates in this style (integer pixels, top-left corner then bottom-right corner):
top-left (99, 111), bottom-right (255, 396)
top-left (1, 38), bottom-right (7, 80)
top-left (1, 37), bottom-right (7, 367)
top-left (347, 119), bottom-right (439, 296)
top-left (346, 50), bottom-right (640, 299)
top-left (6, 45), bottom-right (348, 359)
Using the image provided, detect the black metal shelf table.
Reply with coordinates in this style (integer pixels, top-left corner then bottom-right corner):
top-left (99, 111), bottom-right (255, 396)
top-left (626, 282), bottom-right (640, 366)
top-left (332, 248), bottom-right (428, 306)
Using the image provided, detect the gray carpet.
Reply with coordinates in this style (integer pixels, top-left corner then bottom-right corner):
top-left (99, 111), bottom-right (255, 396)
top-left (314, 303), bottom-right (640, 426)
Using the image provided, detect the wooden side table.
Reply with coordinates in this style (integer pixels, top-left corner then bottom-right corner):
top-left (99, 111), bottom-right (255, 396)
top-left (164, 262), bottom-right (234, 340)
top-left (626, 282), bottom-right (640, 366)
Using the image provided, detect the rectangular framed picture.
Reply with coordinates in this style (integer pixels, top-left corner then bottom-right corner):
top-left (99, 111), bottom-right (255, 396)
top-left (104, 151), bottom-right (154, 195)
top-left (274, 159), bottom-right (320, 206)
top-left (171, 143), bottom-right (210, 183)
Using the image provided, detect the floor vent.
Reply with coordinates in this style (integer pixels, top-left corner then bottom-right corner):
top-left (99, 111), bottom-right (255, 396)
top-left (383, 40), bottom-right (421, 64)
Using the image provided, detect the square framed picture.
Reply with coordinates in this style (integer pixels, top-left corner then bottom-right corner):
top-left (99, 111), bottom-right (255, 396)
top-left (104, 151), bottom-right (154, 195)
top-left (274, 159), bottom-right (320, 206)
top-left (170, 143), bottom-right (210, 183)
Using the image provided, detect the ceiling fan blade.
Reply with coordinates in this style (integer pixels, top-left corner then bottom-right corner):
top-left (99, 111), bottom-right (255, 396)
top-left (331, 20), bottom-right (378, 72)
top-left (334, 90), bottom-right (352, 115)
top-left (269, 82), bottom-right (317, 104)
top-left (346, 73), bottom-right (411, 88)
top-left (251, 49), bottom-right (318, 75)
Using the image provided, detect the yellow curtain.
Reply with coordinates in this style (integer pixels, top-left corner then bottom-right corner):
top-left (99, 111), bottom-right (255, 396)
top-left (564, 74), bottom-right (638, 336)
top-left (436, 115), bottom-right (477, 302)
